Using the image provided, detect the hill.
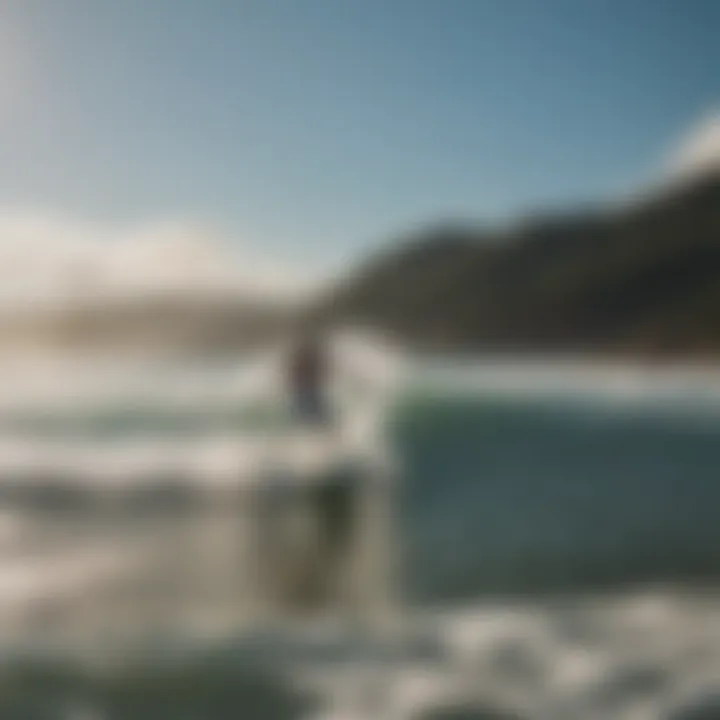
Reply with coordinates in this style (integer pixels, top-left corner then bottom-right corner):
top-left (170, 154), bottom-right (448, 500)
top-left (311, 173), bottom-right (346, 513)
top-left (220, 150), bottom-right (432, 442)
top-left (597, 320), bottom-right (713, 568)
top-left (317, 170), bottom-right (720, 358)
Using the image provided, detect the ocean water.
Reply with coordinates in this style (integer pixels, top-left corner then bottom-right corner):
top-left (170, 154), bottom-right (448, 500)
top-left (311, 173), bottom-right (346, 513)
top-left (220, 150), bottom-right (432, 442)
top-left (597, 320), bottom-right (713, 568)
top-left (395, 391), bottom-right (720, 601)
top-left (0, 352), bottom-right (717, 719)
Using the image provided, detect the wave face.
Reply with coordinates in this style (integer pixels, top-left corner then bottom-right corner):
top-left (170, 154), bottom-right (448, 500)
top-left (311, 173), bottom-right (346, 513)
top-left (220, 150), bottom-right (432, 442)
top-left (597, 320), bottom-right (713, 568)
top-left (396, 390), bottom-right (720, 601)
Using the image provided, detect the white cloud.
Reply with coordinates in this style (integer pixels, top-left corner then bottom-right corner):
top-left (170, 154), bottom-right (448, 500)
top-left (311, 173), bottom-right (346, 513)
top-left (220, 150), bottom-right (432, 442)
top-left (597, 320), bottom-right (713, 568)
top-left (665, 111), bottom-right (720, 180)
top-left (0, 210), bottom-right (318, 310)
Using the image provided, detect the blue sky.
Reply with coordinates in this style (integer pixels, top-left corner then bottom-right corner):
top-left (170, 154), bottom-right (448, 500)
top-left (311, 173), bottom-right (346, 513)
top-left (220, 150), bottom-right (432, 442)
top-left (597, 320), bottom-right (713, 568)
top-left (0, 0), bottom-right (718, 272)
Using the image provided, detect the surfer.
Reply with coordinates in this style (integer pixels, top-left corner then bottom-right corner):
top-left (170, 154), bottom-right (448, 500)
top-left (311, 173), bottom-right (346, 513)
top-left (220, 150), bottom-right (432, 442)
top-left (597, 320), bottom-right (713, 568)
top-left (287, 330), bottom-right (332, 427)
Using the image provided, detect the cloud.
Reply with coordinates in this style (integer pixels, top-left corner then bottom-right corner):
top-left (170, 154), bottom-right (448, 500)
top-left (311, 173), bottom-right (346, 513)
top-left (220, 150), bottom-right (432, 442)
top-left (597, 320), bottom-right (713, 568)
top-left (665, 111), bottom-right (720, 180)
top-left (0, 210), bottom-right (317, 310)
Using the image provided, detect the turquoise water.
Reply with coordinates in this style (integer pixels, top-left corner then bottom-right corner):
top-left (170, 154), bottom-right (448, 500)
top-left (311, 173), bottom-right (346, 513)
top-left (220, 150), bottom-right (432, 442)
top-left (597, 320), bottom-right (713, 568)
top-left (394, 393), bottom-right (720, 600)
top-left (1, 385), bottom-right (719, 601)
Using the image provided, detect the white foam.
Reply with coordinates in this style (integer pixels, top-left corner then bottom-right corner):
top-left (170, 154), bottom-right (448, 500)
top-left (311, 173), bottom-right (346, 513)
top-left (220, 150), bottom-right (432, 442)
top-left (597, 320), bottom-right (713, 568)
top-left (302, 590), bottom-right (720, 719)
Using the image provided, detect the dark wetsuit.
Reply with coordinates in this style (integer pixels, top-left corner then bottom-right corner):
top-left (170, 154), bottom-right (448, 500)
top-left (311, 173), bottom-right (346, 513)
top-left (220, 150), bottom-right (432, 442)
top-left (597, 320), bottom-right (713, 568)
top-left (289, 341), bottom-right (329, 424)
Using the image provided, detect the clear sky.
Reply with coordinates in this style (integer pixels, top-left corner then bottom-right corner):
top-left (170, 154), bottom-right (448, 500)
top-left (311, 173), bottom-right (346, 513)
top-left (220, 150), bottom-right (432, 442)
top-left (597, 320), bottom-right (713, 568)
top-left (0, 0), bottom-right (718, 272)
